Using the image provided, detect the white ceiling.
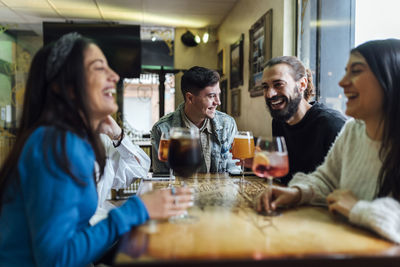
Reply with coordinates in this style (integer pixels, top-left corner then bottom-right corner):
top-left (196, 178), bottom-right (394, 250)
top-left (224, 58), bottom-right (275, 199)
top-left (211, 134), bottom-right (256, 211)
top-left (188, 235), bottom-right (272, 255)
top-left (0, 0), bottom-right (238, 35)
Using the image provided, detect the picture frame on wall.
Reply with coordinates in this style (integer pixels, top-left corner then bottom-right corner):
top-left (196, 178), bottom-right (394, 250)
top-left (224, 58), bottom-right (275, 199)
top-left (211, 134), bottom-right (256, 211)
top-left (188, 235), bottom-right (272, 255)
top-left (217, 49), bottom-right (225, 76)
top-left (249, 9), bottom-right (273, 97)
top-left (231, 89), bottom-right (241, 117)
top-left (230, 34), bottom-right (244, 89)
top-left (218, 79), bottom-right (228, 113)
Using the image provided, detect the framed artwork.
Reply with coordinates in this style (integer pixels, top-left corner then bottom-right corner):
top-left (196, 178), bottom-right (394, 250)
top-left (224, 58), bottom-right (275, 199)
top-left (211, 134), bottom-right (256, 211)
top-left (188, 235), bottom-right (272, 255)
top-left (231, 89), bottom-right (241, 117)
top-left (219, 79), bottom-right (228, 113)
top-left (217, 49), bottom-right (225, 76)
top-left (230, 34), bottom-right (244, 89)
top-left (248, 9), bottom-right (273, 97)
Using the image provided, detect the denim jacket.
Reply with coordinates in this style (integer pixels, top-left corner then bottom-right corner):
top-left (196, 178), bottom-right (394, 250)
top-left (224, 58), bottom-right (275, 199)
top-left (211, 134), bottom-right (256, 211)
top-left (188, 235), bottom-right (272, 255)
top-left (151, 103), bottom-right (240, 173)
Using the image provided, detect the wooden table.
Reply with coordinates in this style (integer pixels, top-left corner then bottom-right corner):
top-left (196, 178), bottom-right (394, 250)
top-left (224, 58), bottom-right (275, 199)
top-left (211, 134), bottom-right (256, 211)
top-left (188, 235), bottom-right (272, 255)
top-left (114, 173), bottom-right (400, 266)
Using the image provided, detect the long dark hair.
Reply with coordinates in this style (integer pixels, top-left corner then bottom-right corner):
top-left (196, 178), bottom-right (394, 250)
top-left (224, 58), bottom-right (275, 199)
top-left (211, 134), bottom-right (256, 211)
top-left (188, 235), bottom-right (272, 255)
top-left (352, 39), bottom-right (400, 200)
top-left (0, 36), bottom-right (106, 211)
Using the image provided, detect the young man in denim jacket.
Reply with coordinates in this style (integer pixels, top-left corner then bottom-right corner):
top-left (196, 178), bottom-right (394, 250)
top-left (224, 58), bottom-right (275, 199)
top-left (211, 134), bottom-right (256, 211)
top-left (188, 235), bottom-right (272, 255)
top-left (151, 66), bottom-right (240, 174)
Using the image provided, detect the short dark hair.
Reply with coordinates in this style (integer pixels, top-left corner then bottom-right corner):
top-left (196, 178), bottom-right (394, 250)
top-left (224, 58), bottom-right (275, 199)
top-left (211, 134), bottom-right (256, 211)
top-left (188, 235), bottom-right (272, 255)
top-left (352, 39), bottom-right (400, 200)
top-left (181, 66), bottom-right (220, 100)
top-left (264, 56), bottom-right (315, 101)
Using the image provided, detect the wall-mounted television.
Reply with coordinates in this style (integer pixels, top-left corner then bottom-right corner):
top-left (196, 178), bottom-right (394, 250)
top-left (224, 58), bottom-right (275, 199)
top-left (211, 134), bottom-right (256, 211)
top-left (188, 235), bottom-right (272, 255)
top-left (43, 22), bottom-right (141, 78)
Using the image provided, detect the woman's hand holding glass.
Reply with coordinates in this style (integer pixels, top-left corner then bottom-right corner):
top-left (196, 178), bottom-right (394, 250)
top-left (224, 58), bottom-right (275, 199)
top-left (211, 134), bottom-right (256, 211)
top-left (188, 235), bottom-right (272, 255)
top-left (256, 186), bottom-right (301, 214)
top-left (140, 187), bottom-right (194, 220)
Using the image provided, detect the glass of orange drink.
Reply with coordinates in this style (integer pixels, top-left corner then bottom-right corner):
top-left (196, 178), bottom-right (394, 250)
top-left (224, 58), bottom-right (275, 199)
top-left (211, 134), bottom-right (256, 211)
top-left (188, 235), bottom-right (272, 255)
top-left (232, 131), bottom-right (255, 183)
top-left (158, 132), bottom-right (173, 186)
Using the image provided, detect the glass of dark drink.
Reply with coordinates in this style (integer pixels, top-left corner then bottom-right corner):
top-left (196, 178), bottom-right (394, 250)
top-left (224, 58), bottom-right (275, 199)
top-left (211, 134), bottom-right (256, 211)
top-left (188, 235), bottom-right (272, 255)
top-left (168, 127), bottom-right (201, 222)
top-left (168, 128), bottom-right (201, 178)
top-left (252, 136), bottom-right (289, 216)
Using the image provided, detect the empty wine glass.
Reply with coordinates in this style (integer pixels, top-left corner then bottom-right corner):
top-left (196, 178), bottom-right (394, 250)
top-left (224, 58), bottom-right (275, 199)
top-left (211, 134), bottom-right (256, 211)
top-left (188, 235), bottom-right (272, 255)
top-left (252, 136), bottom-right (289, 216)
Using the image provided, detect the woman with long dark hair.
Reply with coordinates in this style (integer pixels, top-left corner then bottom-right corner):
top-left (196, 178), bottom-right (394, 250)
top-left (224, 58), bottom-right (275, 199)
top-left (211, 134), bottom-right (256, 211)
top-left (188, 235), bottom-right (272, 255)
top-left (257, 39), bottom-right (400, 243)
top-left (0, 33), bottom-right (193, 266)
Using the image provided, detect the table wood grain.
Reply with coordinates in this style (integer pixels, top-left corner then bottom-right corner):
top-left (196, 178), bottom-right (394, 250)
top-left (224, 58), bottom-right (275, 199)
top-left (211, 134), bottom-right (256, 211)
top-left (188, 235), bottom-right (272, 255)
top-left (114, 173), bottom-right (400, 266)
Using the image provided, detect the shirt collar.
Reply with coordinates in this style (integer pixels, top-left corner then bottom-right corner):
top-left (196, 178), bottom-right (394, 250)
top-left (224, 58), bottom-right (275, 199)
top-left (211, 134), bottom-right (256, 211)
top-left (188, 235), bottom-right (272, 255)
top-left (181, 109), bottom-right (212, 134)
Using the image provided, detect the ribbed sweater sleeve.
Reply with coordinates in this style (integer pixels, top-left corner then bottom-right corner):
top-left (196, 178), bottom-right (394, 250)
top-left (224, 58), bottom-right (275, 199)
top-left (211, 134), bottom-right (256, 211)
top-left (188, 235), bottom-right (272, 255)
top-left (350, 198), bottom-right (400, 243)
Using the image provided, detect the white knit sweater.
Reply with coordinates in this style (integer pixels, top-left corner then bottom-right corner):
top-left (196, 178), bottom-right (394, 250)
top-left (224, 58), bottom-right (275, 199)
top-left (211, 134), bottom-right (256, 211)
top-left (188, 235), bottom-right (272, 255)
top-left (290, 119), bottom-right (400, 243)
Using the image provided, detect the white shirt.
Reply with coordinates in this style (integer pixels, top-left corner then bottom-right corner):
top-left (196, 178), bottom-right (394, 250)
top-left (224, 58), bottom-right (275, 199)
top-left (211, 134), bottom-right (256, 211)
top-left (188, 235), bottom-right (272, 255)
top-left (90, 134), bottom-right (150, 225)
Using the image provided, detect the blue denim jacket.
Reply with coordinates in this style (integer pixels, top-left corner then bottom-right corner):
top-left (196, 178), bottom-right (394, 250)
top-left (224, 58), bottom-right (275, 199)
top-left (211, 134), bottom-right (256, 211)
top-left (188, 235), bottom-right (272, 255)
top-left (151, 103), bottom-right (240, 173)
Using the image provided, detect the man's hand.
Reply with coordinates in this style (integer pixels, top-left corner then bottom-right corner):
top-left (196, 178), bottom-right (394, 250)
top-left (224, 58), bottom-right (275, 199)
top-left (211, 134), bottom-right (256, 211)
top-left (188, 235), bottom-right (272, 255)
top-left (234, 158), bottom-right (253, 169)
top-left (326, 189), bottom-right (358, 217)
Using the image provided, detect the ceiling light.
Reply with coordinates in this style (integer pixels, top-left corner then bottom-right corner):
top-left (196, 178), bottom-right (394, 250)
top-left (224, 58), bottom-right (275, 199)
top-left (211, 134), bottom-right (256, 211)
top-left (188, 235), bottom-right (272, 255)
top-left (202, 32), bottom-right (209, 43)
top-left (194, 35), bottom-right (201, 44)
top-left (150, 30), bottom-right (157, 42)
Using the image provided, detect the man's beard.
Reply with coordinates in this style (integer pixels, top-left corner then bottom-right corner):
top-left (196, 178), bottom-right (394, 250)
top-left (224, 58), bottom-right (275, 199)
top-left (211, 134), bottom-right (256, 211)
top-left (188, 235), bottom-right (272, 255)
top-left (266, 86), bottom-right (302, 122)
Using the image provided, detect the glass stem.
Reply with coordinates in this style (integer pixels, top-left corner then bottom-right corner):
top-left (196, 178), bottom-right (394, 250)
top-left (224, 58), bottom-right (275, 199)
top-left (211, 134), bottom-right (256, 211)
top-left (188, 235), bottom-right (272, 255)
top-left (169, 168), bottom-right (173, 187)
top-left (241, 159), bottom-right (245, 184)
top-left (267, 177), bottom-right (273, 214)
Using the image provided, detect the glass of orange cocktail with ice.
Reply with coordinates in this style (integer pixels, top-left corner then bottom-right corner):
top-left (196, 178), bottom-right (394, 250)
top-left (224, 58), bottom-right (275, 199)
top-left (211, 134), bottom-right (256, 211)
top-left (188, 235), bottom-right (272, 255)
top-left (252, 136), bottom-right (289, 216)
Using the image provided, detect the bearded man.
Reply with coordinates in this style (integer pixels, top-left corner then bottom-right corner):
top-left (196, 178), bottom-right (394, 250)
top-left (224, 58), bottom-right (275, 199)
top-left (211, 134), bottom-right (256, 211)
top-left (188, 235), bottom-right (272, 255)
top-left (262, 56), bottom-right (346, 185)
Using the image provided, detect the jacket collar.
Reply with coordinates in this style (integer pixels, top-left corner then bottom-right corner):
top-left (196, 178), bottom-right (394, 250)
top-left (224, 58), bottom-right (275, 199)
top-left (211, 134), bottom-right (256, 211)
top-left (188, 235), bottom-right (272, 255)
top-left (175, 102), bottom-right (224, 136)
